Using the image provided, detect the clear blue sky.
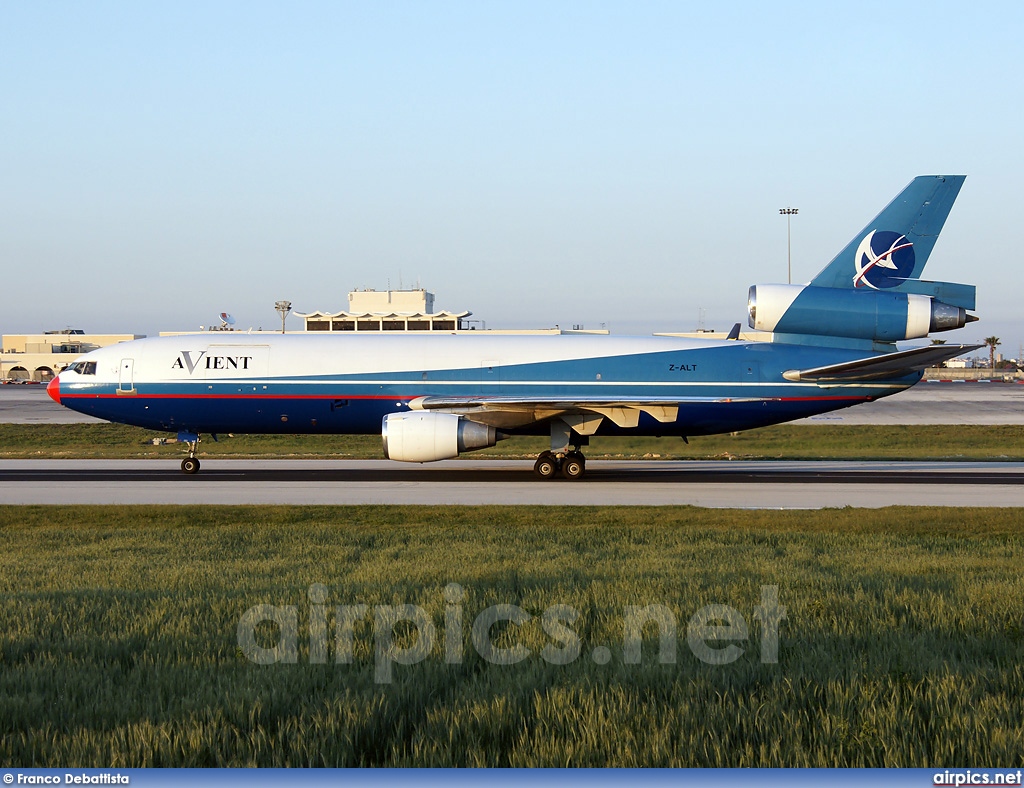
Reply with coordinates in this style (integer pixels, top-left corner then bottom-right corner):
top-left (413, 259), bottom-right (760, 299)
top-left (3, 1), bottom-right (1021, 357)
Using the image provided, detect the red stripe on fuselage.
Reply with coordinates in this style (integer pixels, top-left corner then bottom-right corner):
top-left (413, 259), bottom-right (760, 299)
top-left (58, 393), bottom-right (413, 400)
top-left (56, 392), bottom-right (875, 403)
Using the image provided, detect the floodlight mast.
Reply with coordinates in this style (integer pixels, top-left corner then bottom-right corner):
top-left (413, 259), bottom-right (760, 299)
top-left (275, 300), bottom-right (292, 334)
top-left (779, 207), bottom-right (798, 284)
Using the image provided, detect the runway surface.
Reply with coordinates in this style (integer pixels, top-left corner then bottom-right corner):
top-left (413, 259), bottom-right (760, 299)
top-left (3, 380), bottom-right (1024, 425)
top-left (3, 459), bottom-right (1022, 507)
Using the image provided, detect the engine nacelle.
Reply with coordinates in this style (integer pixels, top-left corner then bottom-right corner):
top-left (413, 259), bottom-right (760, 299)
top-left (747, 284), bottom-right (974, 342)
top-left (382, 412), bottom-right (501, 463)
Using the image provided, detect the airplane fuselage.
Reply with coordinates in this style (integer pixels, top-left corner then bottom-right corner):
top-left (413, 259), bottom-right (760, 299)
top-left (50, 332), bottom-right (915, 438)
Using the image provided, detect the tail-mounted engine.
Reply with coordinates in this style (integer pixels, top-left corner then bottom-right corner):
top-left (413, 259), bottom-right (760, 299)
top-left (747, 284), bottom-right (976, 342)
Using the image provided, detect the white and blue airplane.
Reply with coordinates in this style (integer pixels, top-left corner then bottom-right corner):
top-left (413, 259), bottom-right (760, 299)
top-left (49, 175), bottom-right (979, 479)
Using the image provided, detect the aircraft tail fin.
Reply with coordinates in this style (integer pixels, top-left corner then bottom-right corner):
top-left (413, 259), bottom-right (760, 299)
top-left (810, 175), bottom-right (965, 293)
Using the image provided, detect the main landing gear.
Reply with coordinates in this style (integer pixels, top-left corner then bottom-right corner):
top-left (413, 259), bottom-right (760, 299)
top-left (179, 433), bottom-right (201, 475)
top-left (533, 449), bottom-right (586, 481)
top-left (534, 419), bottom-right (590, 480)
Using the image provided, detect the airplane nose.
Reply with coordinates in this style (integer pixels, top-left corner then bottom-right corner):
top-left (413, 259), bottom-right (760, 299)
top-left (47, 375), bottom-right (61, 404)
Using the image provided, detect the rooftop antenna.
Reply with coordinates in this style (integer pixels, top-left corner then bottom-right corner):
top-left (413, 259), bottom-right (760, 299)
top-left (219, 312), bottom-right (236, 330)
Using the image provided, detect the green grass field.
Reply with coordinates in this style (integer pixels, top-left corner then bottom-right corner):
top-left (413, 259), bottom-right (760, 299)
top-left (3, 505), bottom-right (1024, 766)
top-left (2, 423), bottom-right (1023, 460)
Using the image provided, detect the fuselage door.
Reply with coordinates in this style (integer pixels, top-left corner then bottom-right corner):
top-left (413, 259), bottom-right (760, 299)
top-left (118, 358), bottom-right (135, 393)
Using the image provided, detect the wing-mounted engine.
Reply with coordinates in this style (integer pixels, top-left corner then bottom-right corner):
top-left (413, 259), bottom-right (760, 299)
top-left (747, 284), bottom-right (977, 342)
top-left (382, 412), bottom-right (506, 462)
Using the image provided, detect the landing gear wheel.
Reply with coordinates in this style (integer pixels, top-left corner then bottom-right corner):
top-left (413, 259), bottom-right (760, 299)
top-left (181, 457), bottom-right (201, 475)
top-left (533, 453), bottom-right (559, 480)
top-left (561, 455), bottom-right (585, 480)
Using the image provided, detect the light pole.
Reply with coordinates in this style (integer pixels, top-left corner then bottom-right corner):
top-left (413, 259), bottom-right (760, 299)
top-left (779, 207), bottom-right (798, 284)
top-left (275, 300), bottom-right (292, 334)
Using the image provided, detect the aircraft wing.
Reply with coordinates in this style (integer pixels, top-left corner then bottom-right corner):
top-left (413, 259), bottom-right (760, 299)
top-left (408, 395), bottom-right (773, 430)
top-left (782, 343), bottom-right (982, 382)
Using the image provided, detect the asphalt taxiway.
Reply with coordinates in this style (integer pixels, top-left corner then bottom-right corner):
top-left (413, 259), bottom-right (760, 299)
top-left (2, 459), bottom-right (1021, 507)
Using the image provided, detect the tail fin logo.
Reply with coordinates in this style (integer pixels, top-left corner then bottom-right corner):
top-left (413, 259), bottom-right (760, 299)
top-left (852, 230), bottom-right (915, 289)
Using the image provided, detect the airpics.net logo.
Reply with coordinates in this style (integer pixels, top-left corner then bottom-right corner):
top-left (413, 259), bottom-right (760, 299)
top-left (934, 771), bottom-right (1023, 786)
top-left (236, 583), bottom-right (786, 683)
top-left (852, 229), bottom-right (915, 289)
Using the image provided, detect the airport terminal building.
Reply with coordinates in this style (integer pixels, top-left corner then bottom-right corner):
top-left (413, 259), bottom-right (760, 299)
top-left (294, 288), bottom-right (607, 335)
top-left (296, 288), bottom-right (472, 332)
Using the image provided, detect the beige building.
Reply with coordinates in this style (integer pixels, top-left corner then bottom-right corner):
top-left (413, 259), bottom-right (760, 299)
top-left (296, 288), bottom-right (472, 333)
top-left (295, 289), bottom-right (608, 335)
top-left (1, 330), bottom-right (143, 381)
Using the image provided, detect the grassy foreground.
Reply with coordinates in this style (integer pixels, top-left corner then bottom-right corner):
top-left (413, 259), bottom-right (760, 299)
top-left (2, 505), bottom-right (1024, 766)
top-left (2, 422), bottom-right (1023, 460)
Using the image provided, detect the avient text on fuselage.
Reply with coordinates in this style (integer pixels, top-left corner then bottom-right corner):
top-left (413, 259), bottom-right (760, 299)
top-left (171, 351), bottom-right (254, 373)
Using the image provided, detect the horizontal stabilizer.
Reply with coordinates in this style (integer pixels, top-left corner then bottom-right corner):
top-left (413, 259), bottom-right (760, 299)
top-left (782, 343), bottom-right (982, 382)
top-left (892, 279), bottom-right (976, 310)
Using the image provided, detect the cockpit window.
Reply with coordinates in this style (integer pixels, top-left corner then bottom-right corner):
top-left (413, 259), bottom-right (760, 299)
top-left (68, 361), bottom-right (97, 375)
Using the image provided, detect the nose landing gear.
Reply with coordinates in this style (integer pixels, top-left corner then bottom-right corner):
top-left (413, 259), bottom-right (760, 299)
top-left (178, 432), bottom-right (201, 475)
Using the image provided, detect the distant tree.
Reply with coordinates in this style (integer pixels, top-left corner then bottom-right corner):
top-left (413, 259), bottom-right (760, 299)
top-left (984, 335), bottom-right (1001, 371)
top-left (930, 339), bottom-right (947, 345)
